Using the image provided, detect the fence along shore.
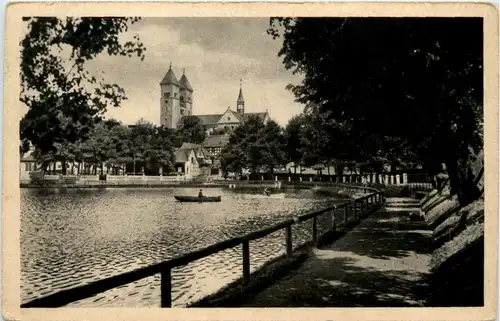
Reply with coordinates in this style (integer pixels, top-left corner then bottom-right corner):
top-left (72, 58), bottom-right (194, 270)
top-left (21, 183), bottom-right (385, 308)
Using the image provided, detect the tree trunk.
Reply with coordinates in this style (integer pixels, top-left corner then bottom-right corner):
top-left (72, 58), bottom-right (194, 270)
top-left (390, 159), bottom-right (397, 173)
top-left (71, 163), bottom-right (75, 175)
top-left (62, 161), bottom-right (67, 175)
top-left (445, 157), bottom-right (481, 206)
top-left (52, 163), bottom-right (56, 174)
top-left (41, 162), bottom-right (48, 175)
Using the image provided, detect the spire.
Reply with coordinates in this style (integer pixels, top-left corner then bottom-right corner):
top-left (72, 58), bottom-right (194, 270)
top-left (237, 79), bottom-right (245, 114)
top-left (179, 68), bottom-right (193, 92)
top-left (160, 62), bottom-right (179, 86)
top-left (237, 79), bottom-right (244, 103)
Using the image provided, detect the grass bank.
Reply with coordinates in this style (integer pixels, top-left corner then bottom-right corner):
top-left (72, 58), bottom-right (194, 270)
top-left (413, 184), bottom-right (485, 307)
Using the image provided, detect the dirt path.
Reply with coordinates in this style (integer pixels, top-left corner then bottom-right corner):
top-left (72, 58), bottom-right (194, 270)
top-left (241, 198), bottom-right (432, 307)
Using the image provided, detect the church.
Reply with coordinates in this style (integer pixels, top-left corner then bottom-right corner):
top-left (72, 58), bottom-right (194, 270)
top-left (159, 64), bottom-right (270, 134)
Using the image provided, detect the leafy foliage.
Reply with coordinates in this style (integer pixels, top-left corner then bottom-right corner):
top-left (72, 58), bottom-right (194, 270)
top-left (221, 116), bottom-right (287, 177)
top-left (30, 119), bottom-right (177, 176)
top-left (20, 17), bottom-right (145, 157)
top-left (176, 116), bottom-right (207, 145)
top-left (268, 17), bottom-right (483, 204)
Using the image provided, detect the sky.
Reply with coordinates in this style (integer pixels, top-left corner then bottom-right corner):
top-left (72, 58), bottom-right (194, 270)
top-left (33, 17), bottom-right (306, 127)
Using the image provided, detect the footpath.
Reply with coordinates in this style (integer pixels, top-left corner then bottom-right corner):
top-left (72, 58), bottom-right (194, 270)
top-left (241, 197), bottom-right (432, 307)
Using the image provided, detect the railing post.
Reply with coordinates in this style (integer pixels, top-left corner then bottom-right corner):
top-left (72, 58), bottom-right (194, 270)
top-left (344, 205), bottom-right (348, 230)
top-left (331, 207), bottom-right (336, 231)
top-left (242, 239), bottom-right (250, 285)
top-left (160, 267), bottom-right (172, 308)
top-left (312, 216), bottom-right (318, 244)
top-left (285, 225), bottom-right (293, 257)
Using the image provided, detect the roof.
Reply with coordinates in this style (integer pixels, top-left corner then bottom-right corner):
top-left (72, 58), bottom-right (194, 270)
top-left (203, 135), bottom-right (230, 147)
top-left (241, 112), bottom-right (268, 122)
top-left (179, 142), bottom-right (202, 150)
top-left (187, 111), bottom-right (268, 126)
top-left (179, 74), bottom-right (193, 92)
top-left (160, 67), bottom-right (179, 86)
top-left (193, 114), bottom-right (223, 126)
top-left (175, 150), bottom-right (189, 163)
top-left (21, 153), bottom-right (35, 162)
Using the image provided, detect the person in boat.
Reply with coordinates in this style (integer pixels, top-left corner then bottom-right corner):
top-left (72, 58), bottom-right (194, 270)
top-left (198, 189), bottom-right (203, 198)
top-left (263, 188), bottom-right (271, 196)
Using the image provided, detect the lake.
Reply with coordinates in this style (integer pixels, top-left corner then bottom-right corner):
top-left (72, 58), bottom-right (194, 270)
top-left (21, 187), bottom-right (344, 307)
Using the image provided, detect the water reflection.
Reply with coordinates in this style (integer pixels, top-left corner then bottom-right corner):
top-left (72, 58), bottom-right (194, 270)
top-left (21, 187), bottom-right (342, 307)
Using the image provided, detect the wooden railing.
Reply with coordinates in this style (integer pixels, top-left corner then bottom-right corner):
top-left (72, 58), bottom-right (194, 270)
top-left (21, 188), bottom-right (384, 308)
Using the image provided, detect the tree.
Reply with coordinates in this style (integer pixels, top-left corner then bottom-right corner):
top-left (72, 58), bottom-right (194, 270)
top-left (220, 116), bottom-right (286, 178)
top-left (269, 17), bottom-right (483, 205)
top-left (221, 116), bottom-right (264, 177)
top-left (176, 116), bottom-right (207, 145)
top-left (20, 17), bottom-right (145, 165)
top-left (260, 120), bottom-right (287, 173)
top-left (123, 120), bottom-right (177, 175)
top-left (284, 115), bottom-right (306, 173)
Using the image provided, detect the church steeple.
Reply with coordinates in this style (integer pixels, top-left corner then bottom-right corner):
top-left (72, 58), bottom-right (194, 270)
top-left (237, 79), bottom-right (245, 115)
top-left (160, 62), bottom-right (179, 86)
top-left (179, 68), bottom-right (193, 92)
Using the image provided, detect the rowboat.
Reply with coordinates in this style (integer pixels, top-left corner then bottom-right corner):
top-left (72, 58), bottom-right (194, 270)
top-left (245, 193), bottom-right (286, 199)
top-left (174, 195), bottom-right (222, 203)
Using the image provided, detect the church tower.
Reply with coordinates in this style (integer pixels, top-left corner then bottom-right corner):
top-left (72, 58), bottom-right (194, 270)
top-left (237, 79), bottom-right (245, 115)
top-left (160, 63), bottom-right (180, 128)
top-left (179, 69), bottom-right (194, 117)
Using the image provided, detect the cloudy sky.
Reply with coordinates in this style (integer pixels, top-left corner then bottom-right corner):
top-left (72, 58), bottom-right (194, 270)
top-left (81, 18), bottom-right (305, 126)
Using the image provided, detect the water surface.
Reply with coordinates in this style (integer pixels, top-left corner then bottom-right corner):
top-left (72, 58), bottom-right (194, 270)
top-left (21, 187), bottom-right (342, 307)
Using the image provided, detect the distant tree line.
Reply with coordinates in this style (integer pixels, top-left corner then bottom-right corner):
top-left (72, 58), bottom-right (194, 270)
top-left (22, 116), bottom-right (207, 176)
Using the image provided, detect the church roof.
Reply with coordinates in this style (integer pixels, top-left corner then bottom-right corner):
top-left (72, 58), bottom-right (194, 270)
top-left (240, 112), bottom-right (268, 122)
top-left (193, 114), bottom-right (222, 126)
top-left (179, 74), bottom-right (193, 92)
top-left (186, 111), bottom-right (268, 126)
top-left (160, 67), bottom-right (179, 86)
